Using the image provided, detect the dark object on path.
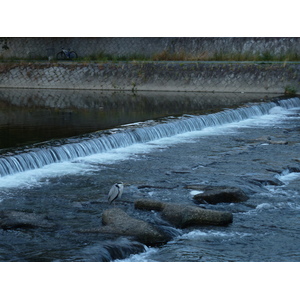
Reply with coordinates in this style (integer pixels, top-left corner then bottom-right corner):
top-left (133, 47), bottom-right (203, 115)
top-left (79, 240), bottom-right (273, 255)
top-left (56, 48), bottom-right (78, 60)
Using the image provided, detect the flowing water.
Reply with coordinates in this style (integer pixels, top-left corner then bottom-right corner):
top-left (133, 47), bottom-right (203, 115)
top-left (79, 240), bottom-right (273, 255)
top-left (0, 89), bottom-right (299, 262)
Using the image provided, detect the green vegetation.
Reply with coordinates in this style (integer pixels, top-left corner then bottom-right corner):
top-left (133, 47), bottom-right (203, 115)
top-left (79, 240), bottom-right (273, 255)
top-left (210, 50), bottom-right (300, 62)
top-left (151, 49), bottom-right (300, 62)
top-left (284, 85), bottom-right (297, 95)
top-left (1, 49), bottom-right (300, 63)
top-left (75, 52), bottom-right (150, 63)
top-left (0, 55), bottom-right (50, 62)
top-left (152, 50), bottom-right (190, 61)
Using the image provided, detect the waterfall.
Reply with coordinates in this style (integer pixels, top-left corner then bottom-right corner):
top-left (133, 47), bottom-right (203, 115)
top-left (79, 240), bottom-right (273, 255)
top-left (1, 97), bottom-right (299, 177)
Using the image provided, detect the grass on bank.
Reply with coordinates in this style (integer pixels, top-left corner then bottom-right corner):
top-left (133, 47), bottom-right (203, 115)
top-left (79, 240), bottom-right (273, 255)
top-left (63, 50), bottom-right (300, 62)
top-left (1, 50), bottom-right (300, 63)
top-left (152, 50), bottom-right (300, 62)
top-left (284, 85), bottom-right (297, 95)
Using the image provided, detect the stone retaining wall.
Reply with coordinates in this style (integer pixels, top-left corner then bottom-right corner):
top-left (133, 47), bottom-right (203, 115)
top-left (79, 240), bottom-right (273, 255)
top-left (0, 62), bottom-right (299, 94)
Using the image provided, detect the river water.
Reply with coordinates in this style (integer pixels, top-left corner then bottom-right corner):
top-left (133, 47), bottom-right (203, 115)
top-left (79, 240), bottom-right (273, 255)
top-left (0, 89), bottom-right (299, 262)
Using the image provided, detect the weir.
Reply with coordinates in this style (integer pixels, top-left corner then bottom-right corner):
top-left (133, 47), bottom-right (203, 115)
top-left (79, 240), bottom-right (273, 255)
top-left (0, 97), bottom-right (299, 177)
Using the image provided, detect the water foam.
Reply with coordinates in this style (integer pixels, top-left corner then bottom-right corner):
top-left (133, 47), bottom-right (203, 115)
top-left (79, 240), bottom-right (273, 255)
top-left (115, 246), bottom-right (159, 262)
top-left (116, 229), bottom-right (252, 262)
top-left (242, 199), bottom-right (300, 216)
top-left (177, 229), bottom-right (251, 240)
top-left (190, 190), bottom-right (204, 196)
top-left (0, 97), bottom-right (299, 190)
top-left (276, 170), bottom-right (300, 185)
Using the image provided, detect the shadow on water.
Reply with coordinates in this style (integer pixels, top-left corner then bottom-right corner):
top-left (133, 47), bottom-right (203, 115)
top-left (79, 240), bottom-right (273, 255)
top-left (0, 88), bottom-right (277, 151)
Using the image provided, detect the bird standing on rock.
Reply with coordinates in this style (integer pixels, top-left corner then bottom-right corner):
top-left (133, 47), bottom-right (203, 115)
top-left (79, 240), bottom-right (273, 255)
top-left (108, 182), bottom-right (124, 205)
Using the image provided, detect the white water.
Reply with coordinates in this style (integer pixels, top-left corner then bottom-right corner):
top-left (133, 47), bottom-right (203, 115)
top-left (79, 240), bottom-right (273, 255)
top-left (190, 190), bottom-right (204, 196)
top-left (276, 170), bottom-right (300, 184)
top-left (117, 229), bottom-right (252, 262)
top-left (0, 98), bottom-right (299, 194)
top-left (241, 168), bottom-right (300, 216)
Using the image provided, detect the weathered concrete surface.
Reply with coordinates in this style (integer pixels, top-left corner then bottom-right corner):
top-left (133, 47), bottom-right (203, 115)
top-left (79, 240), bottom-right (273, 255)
top-left (1, 62), bottom-right (299, 93)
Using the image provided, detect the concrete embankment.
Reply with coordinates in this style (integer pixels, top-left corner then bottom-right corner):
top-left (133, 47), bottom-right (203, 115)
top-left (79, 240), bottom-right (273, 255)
top-left (0, 61), bottom-right (299, 94)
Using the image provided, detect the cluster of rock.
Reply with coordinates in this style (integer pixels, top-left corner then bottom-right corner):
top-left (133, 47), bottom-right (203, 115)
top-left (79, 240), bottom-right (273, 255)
top-left (88, 185), bottom-right (248, 246)
top-left (0, 185), bottom-right (248, 247)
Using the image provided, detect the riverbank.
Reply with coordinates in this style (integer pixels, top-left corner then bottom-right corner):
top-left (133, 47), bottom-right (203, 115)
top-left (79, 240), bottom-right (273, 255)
top-left (1, 61), bottom-right (299, 94)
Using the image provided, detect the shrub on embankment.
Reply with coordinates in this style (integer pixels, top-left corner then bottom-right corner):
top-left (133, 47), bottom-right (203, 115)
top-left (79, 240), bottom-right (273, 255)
top-left (1, 37), bottom-right (300, 63)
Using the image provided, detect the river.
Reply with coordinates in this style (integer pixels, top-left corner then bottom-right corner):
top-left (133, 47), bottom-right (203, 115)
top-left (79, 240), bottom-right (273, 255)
top-left (0, 88), bottom-right (299, 262)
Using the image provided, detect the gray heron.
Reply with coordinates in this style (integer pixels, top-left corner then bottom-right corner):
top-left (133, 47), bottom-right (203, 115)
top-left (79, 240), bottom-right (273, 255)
top-left (108, 182), bottom-right (124, 205)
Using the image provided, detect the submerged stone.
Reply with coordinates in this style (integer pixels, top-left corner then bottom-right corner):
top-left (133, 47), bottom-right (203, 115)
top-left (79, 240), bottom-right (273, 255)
top-left (0, 210), bottom-right (55, 229)
top-left (248, 176), bottom-right (284, 187)
top-left (190, 186), bottom-right (249, 204)
top-left (287, 166), bottom-right (300, 173)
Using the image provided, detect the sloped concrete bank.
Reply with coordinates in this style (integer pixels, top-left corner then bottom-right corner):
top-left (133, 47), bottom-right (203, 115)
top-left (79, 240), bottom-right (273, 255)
top-left (0, 62), bottom-right (299, 93)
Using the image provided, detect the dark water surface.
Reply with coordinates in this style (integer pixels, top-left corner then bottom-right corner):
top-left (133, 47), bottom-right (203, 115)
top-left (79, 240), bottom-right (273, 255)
top-left (0, 88), bottom-right (299, 262)
top-left (0, 88), bottom-right (275, 150)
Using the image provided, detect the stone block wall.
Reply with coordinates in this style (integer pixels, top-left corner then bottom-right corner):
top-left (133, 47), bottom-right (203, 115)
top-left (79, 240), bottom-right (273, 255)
top-left (0, 62), bottom-right (299, 93)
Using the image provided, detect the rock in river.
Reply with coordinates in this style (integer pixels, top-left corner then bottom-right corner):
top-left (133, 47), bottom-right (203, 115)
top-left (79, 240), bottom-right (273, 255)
top-left (187, 185), bottom-right (249, 204)
top-left (134, 198), bottom-right (165, 211)
top-left (0, 210), bottom-right (55, 229)
top-left (135, 199), bottom-right (233, 228)
top-left (161, 203), bottom-right (233, 228)
top-left (100, 208), bottom-right (170, 246)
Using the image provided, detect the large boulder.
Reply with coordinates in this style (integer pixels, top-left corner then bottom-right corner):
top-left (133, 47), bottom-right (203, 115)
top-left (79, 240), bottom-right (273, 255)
top-left (187, 185), bottom-right (249, 204)
top-left (0, 210), bottom-right (55, 229)
top-left (93, 208), bottom-right (170, 246)
top-left (134, 199), bottom-right (233, 228)
top-left (161, 203), bottom-right (233, 228)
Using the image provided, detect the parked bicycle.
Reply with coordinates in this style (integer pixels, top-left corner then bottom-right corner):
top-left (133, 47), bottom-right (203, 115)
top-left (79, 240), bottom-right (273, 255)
top-left (56, 48), bottom-right (78, 60)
